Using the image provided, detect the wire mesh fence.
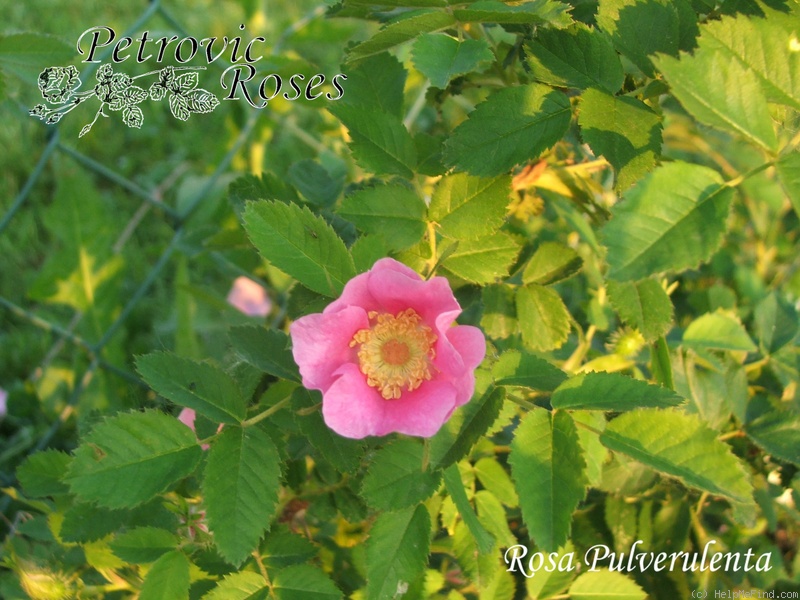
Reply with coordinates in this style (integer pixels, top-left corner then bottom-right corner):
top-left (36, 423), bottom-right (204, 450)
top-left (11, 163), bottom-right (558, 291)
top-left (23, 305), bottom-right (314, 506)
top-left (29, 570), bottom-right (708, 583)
top-left (0, 0), bottom-right (308, 510)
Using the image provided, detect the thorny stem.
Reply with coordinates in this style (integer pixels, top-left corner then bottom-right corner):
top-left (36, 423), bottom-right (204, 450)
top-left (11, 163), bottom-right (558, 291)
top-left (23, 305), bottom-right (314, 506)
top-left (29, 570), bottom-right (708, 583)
top-left (252, 550), bottom-right (275, 598)
top-left (423, 221), bottom-right (439, 279)
top-left (562, 324), bottom-right (597, 373)
top-left (242, 396), bottom-right (292, 427)
top-left (506, 393), bottom-right (538, 412)
top-left (718, 430), bottom-right (745, 442)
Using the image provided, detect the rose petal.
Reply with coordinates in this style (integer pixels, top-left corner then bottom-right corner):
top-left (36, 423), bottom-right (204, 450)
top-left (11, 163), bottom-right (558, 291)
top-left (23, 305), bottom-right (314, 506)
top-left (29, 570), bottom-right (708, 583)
top-left (290, 306), bottom-right (369, 391)
top-left (448, 325), bottom-right (486, 370)
top-left (367, 268), bottom-right (461, 325)
top-left (178, 407), bottom-right (196, 430)
top-left (380, 379), bottom-right (459, 437)
top-left (227, 276), bottom-right (272, 317)
top-left (321, 363), bottom-right (387, 439)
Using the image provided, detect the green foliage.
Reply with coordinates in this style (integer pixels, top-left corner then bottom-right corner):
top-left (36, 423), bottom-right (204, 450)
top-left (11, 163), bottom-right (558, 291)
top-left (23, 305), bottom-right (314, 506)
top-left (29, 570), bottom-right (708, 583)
top-left (428, 174), bottom-right (511, 241)
top-left (365, 506), bottom-right (430, 600)
top-left (139, 551), bottom-right (190, 600)
top-left (411, 34), bottom-right (493, 90)
top-left (551, 372), bottom-right (684, 411)
top-left (338, 185), bottom-right (427, 250)
top-left (329, 105), bottom-right (417, 178)
top-left (602, 162), bottom-right (734, 281)
top-left (444, 84), bottom-right (571, 176)
top-left (109, 528), bottom-right (179, 564)
top-left (601, 410), bottom-right (753, 503)
top-left (65, 410), bottom-right (203, 508)
top-left (361, 438), bottom-right (442, 510)
top-left (203, 425), bottom-right (282, 566)
top-left (4, 0), bottom-right (800, 598)
top-left (516, 284), bottom-right (571, 351)
top-left (579, 88), bottom-right (662, 191)
top-left (510, 409), bottom-right (587, 551)
top-left (244, 201), bottom-right (356, 297)
top-left (607, 279), bottom-right (673, 341)
top-left (137, 352), bottom-right (248, 424)
top-left (568, 569), bottom-right (646, 600)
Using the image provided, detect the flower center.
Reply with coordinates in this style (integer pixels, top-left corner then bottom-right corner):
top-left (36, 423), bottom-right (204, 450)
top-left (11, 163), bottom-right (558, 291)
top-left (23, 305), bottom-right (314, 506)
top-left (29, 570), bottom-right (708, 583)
top-left (350, 309), bottom-right (437, 400)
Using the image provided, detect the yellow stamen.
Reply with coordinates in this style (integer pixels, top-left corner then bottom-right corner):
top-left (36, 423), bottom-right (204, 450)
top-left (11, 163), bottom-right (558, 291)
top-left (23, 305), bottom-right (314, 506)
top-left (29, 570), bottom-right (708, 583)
top-left (350, 309), bottom-right (437, 400)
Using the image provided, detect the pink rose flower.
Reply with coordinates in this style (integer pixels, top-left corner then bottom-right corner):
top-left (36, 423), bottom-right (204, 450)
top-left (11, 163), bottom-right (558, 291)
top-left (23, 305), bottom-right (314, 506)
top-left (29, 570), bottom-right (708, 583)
top-left (290, 258), bottom-right (486, 439)
top-left (177, 407), bottom-right (222, 450)
top-left (227, 276), bottom-right (272, 317)
top-left (0, 387), bottom-right (7, 420)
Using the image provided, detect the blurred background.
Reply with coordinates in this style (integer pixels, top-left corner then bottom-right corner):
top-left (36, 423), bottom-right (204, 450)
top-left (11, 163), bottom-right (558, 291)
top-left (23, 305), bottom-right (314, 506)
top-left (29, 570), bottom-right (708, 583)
top-left (0, 0), bottom-right (366, 499)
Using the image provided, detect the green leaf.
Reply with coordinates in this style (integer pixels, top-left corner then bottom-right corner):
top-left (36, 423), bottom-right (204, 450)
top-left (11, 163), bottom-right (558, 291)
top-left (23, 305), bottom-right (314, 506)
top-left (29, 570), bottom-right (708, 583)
top-left (475, 490), bottom-right (516, 547)
top-left (203, 425), bottom-right (282, 566)
top-left (441, 231), bottom-right (521, 284)
top-left (202, 572), bottom-right (269, 600)
top-left (745, 408), bottom-right (800, 466)
top-left (60, 502), bottom-right (129, 543)
top-left (330, 105), bottom-right (416, 178)
top-left (243, 200), bottom-right (356, 297)
top-left (139, 551), bottom-right (190, 600)
top-left (522, 241), bottom-right (583, 285)
top-left (292, 388), bottom-right (365, 473)
top-left (444, 84), bottom-right (571, 177)
top-left (516, 284), bottom-right (571, 352)
top-left (600, 409), bottom-right (753, 502)
top-left (602, 161), bottom-right (734, 281)
top-left (228, 173), bottom-right (298, 215)
top-left (491, 349), bottom-right (567, 392)
top-left (351, 235), bottom-right (390, 274)
top-left (453, 0), bottom-right (573, 26)
top-left (17, 450), bottom-right (71, 497)
top-left (579, 88), bottom-right (662, 191)
top-left (607, 279), bottom-right (673, 342)
top-left (229, 326), bottom-right (301, 382)
top-left (346, 0), bottom-right (447, 9)
top-left (474, 458), bottom-right (519, 508)
top-left (444, 464), bottom-right (495, 554)
top-left (361, 438), bottom-right (442, 511)
top-left (366, 505), bottom-right (431, 600)
top-left (429, 174), bottom-right (511, 241)
top-left (66, 410), bottom-right (203, 509)
top-left (338, 185), bottom-right (427, 251)
top-left (654, 50), bottom-right (777, 152)
top-left (568, 570), bottom-right (646, 600)
top-left (263, 526), bottom-right (318, 569)
top-left (287, 160), bottom-right (340, 208)
top-left (510, 408), bottom-right (587, 551)
top-left (346, 12), bottom-right (456, 62)
top-left (0, 33), bottom-right (73, 79)
top-left (110, 527), bottom-right (179, 564)
top-left (137, 352), bottom-right (247, 424)
top-left (341, 53), bottom-right (407, 117)
top-left (411, 34), bottom-right (493, 89)
top-left (573, 411), bottom-right (608, 487)
top-left (481, 284), bottom-right (518, 340)
top-left (526, 24), bottom-right (624, 92)
top-left (429, 386), bottom-right (505, 470)
top-left (596, 0), bottom-right (697, 77)
top-left (753, 293), bottom-right (799, 355)
top-left (273, 565), bottom-right (342, 600)
top-left (776, 152), bottom-right (800, 219)
top-left (682, 312), bottom-right (757, 353)
top-left (551, 372), bottom-right (684, 411)
top-left (699, 13), bottom-right (800, 110)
